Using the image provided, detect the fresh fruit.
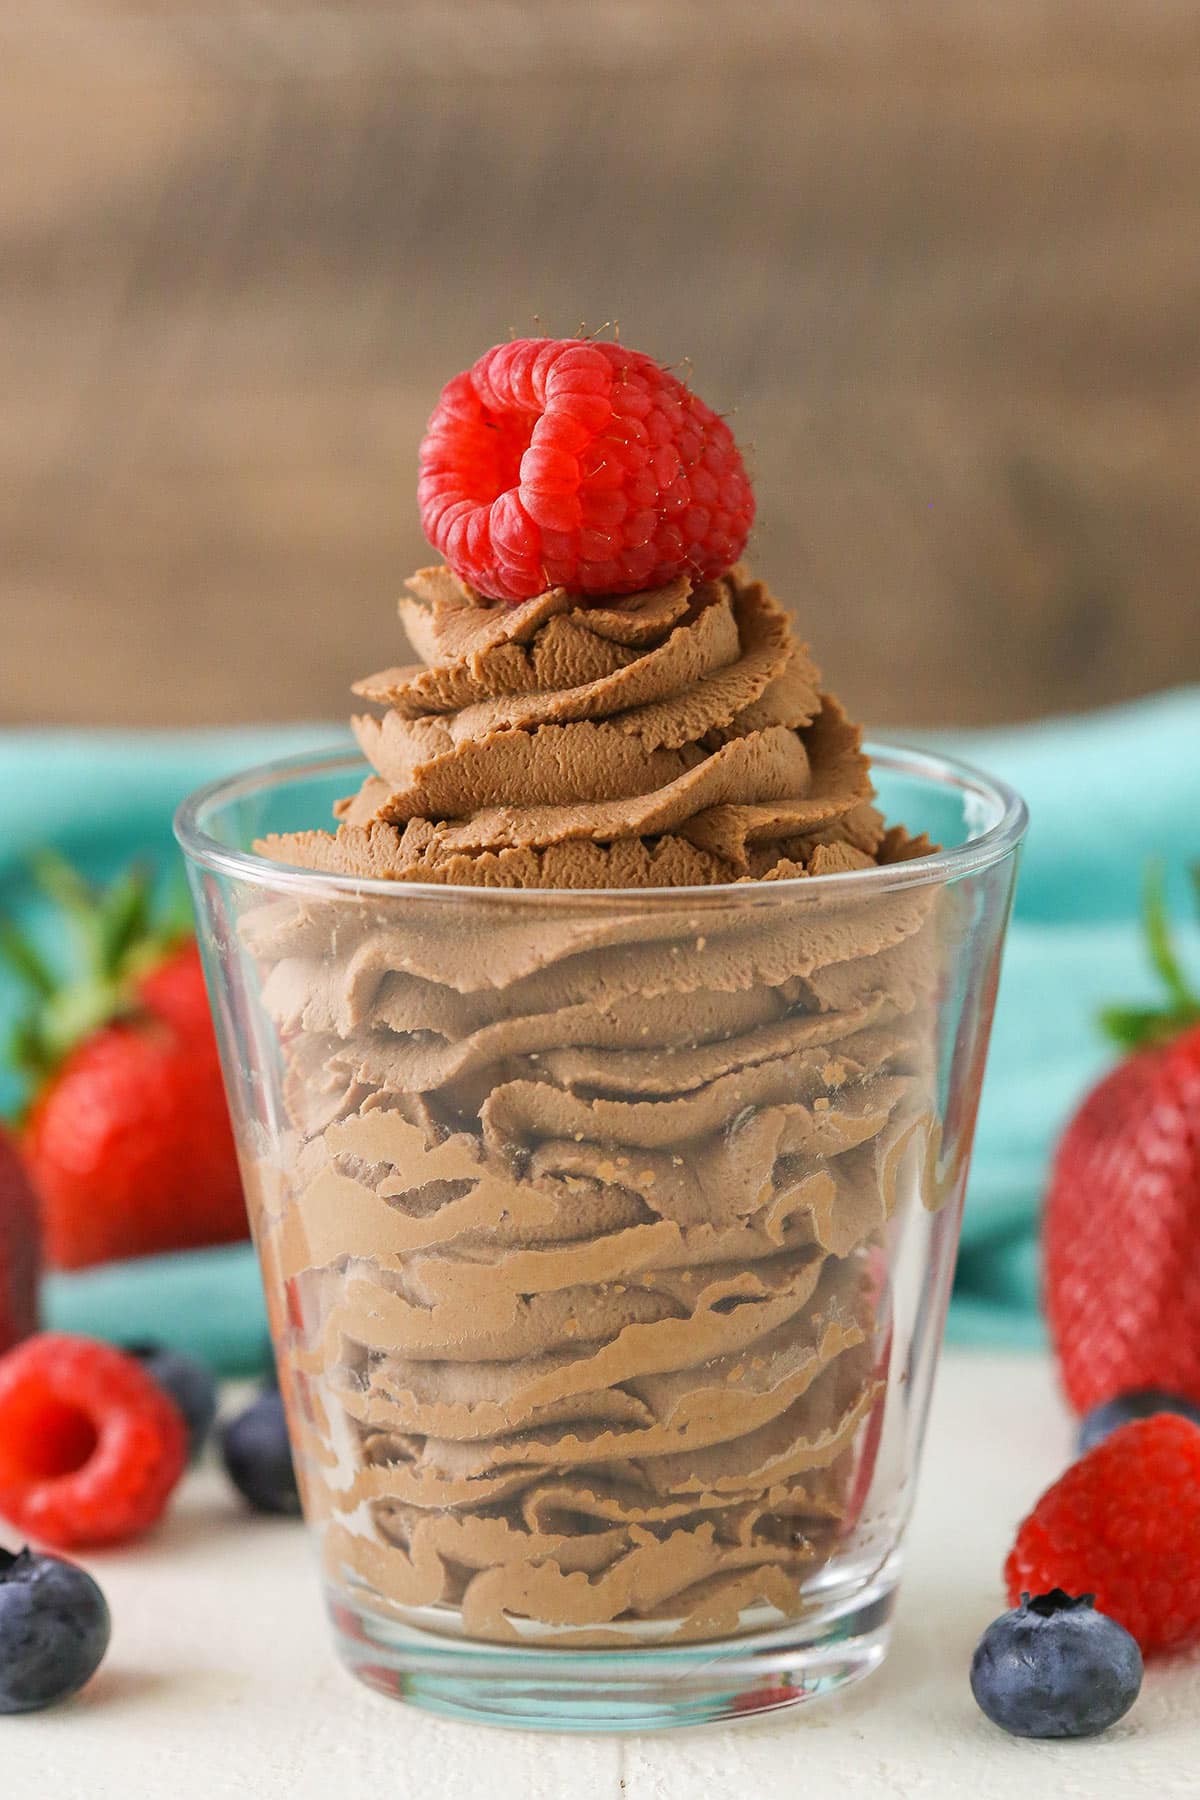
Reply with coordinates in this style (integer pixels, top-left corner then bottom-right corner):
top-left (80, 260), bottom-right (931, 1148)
top-left (970, 1590), bottom-right (1142, 1739)
top-left (220, 1389), bottom-right (301, 1516)
top-left (127, 1342), bottom-right (218, 1460)
top-left (0, 1545), bottom-right (110, 1713)
top-left (1005, 1413), bottom-right (1200, 1655)
top-left (732, 1683), bottom-right (798, 1716)
top-left (0, 1333), bottom-right (188, 1548)
top-left (1078, 1387), bottom-right (1200, 1454)
top-left (0, 1128), bottom-right (39, 1355)
top-left (328, 1598), bottom-right (370, 1644)
top-left (2, 855), bottom-right (246, 1268)
top-left (1044, 866), bottom-right (1200, 1413)
top-left (418, 337), bottom-right (756, 601)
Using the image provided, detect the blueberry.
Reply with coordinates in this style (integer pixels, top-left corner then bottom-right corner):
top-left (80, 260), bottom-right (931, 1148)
top-left (0, 1546), bottom-right (111, 1714)
top-left (971, 1590), bottom-right (1142, 1738)
top-left (127, 1342), bottom-right (218, 1459)
top-left (220, 1390), bottom-right (301, 1516)
top-left (1079, 1388), bottom-right (1200, 1454)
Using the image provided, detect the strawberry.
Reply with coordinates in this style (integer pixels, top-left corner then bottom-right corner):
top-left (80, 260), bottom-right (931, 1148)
top-left (0, 1129), bottom-right (39, 1353)
top-left (2, 855), bottom-right (247, 1270)
top-left (1005, 1414), bottom-right (1200, 1655)
top-left (1044, 866), bottom-right (1200, 1413)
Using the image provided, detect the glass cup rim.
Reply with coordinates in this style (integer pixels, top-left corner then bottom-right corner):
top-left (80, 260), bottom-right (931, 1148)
top-left (174, 738), bottom-right (1028, 908)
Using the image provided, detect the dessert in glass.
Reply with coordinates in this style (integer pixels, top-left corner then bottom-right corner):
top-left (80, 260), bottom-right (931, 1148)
top-left (177, 339), bottom-right (1025, 1729)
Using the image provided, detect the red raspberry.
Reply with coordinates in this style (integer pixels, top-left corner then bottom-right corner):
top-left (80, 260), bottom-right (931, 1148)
top-left (1005, 1414), bottom-right (1200, 1655)
top-left (418, 338), bottom-right (756, 600)
top-left (0, 1334), bottom-right (188, 1548)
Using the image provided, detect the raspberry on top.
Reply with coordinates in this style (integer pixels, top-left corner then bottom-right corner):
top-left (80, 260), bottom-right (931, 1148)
top-left (418, 338), bottom-right (755, 602)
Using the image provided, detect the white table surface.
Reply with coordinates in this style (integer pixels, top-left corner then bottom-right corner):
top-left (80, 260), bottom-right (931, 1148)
top-left (12, 1351), bottom-right (1200, 1800)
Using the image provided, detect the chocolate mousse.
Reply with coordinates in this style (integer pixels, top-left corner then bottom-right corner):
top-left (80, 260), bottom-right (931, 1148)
top-left (245, 559), bottom-right (942, 1647)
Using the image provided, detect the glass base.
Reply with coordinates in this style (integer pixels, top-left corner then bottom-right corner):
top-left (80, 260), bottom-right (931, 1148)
top-left (328, 1575), bottom-right (896, 1732)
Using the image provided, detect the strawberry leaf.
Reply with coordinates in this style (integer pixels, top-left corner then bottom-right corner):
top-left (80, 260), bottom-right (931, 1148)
top-left (2, 852), bottom-right (197, 1111)
top-left (1100, 1003), bottom-right (1200, 1053)
top-left (30, 849), bottom-right (105, 973)
top-left (30, 848), bottom-right (96, 921)
top-left (41, 978), bottom-right (132, 1065)
top-left (0, 921), bottom-right (56, 998)
top-left (1099, 861), bottom-right (1200, 1052)
top-left (1143, 861), bottom-right (1198, 1013)
top-left (97, 864), bottom-right (154, 977)
top-left (7, 1014), bottom-right (53, 1090)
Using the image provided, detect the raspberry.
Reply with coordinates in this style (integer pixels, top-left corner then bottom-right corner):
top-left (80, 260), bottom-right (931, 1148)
top-left (0, 1334), bottom-right (188, 1548)
top-left (418, 338), bottom-right (756, 600)
top-left (1005, 1414), bottom-right (1200, 1655)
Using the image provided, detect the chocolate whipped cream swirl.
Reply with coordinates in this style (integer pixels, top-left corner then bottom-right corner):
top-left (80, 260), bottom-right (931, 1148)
top-left (266, 563), bottom-right (905, 887)
top-left (251, 566), bottom-right (940, 1646)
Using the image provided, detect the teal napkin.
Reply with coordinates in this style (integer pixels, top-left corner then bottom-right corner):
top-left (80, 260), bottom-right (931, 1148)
top-left (934, 689), bottom-right (1200, 1345)
top-left (2, 695), bottom-right (1198, 1372)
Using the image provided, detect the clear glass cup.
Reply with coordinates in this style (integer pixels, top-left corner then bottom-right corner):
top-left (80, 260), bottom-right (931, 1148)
top-left (176, 744), bottom-right (1026, 1732)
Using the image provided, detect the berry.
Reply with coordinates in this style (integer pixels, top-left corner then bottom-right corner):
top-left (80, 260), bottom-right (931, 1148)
top-left (0, 1333), bottom-right (188, 1548)
top-left (328, 1598), bottom-right (370, 1644)
top-left (970, 1590), bottom-right (1142, 1739)
top-left (135, 942), bottom-right (222, 1039)
top-left (1044, 865), bottom-right (1200, 1417)
top-left (0, 1546), bottom-right (110, 1713)
top-left (418, 337), bottom-right (755, 601)
top-left (127, 1342), bottom-right (218, 1459)
top-left (220, 1390), bottom-right (301, 1516)
top-left (3, 854), bottom-right (248, 1270)
top-left (25, 990), bottom-right (245, 1269)
top-left (732, 1683), bottom-right (797, 1716)
top-left (1005, 1414), bottom-right (1200, 1654)
top-left (1078, 1387), bottom-right (1200, 1454)
top-left (0, 1128), bottom-right (39, 1356)
top-left (1045, 1022), bottom-right (1200, 1413)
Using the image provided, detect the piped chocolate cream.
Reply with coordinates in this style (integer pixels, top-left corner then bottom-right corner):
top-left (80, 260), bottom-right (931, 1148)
top-left (248, 564), bottom-right (941, 1646)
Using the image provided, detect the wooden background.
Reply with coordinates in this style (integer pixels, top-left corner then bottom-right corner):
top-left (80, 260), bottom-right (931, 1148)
top-left (2, 2), bottom-right (1199, 730)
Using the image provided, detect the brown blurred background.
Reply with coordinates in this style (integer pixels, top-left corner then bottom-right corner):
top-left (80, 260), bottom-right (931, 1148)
top-left (2, 1), bottom-right (1198, 731)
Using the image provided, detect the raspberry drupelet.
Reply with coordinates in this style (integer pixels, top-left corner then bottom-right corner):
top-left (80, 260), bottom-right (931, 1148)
top-left (417, 338), bottom-right (755, 601)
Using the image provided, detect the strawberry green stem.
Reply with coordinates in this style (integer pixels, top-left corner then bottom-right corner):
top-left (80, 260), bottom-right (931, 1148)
top-left (1, 854), bottom-right (189, 1114)
top-left (1100, 860), bottom-right (1200, 1052)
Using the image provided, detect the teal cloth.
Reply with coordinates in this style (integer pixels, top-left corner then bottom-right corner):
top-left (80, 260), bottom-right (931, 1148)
top-left (933, 690), bottom-right (1200, 1344)
top-left (2, 696), bottom-right (1199, 1373)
